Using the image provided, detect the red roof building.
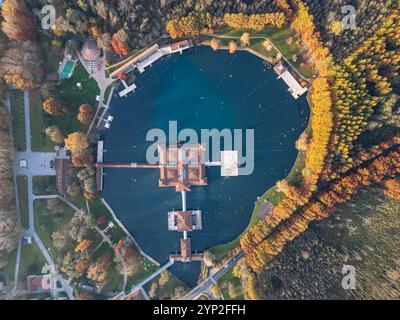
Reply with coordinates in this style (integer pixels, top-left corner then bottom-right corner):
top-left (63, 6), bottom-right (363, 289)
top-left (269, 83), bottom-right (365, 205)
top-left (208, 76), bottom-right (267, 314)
top-left (27, 275), bottom-right (51, 294)
top-left (55, 158), bottom-right (72, 196)
top-left (81, 40), bottom-right (101, 61)
top-left (177, 211), bottom-right (193, 232)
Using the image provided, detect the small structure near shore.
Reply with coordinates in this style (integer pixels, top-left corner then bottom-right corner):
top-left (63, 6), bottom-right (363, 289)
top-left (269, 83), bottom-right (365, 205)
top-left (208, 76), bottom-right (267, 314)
top-left (274, 62), bottom-right (308, 99)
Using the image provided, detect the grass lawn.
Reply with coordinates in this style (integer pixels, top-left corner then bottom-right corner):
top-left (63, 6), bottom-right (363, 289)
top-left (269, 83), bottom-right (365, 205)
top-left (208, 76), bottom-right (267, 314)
top-left (30, 90), bottom-right (56, 152)
top-left (217, 269), bottom-right (245, 300)
top-left (18, 239), bottom-right (47, 283)
top-left (51, 63), bottom-right (100, 136)
top-left (34, 199), bottom-right (75, 262)
top-left (127, 255), bottom-right (158, 288)
top-left (104, 84), bottom-right (115, 103)
top-left (90, 243), bottom-right (123, 294)
top-left (9, 90), bottom-right (26, 151)
top-left (144, 271), bottom-right (188, 300)
top-left (70, 195), bottom-right (158, 287)
top-left (215, 24), bottom-right (315, 79)
top-left (17, 176), bottom-right (29, 229)
top-left (32, 176), bottom-right (57, 195)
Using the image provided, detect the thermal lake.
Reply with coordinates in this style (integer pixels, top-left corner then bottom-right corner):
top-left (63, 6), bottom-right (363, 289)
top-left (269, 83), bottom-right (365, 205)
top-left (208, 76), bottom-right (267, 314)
top-left (101, 46), bottom-right (310, 285)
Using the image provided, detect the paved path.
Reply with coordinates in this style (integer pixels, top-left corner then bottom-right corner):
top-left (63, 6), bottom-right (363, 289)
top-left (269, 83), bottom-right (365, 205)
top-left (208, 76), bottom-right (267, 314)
top-left (183, 250), bottom-right (245, 300)
top-left (10, 91), bottom-right (74, 299)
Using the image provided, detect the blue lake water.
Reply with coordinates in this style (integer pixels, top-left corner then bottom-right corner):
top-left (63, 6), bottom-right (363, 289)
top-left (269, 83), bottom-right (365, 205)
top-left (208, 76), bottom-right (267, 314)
top-left (101, 46), bottom-right (310, 286)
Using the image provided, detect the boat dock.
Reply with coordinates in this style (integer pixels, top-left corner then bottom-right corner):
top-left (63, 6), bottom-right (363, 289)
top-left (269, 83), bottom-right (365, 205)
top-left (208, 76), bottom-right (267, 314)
top-left (274, 62), bottom-right (308, 99)
top-left (110, 40), bottom-right (194, 98)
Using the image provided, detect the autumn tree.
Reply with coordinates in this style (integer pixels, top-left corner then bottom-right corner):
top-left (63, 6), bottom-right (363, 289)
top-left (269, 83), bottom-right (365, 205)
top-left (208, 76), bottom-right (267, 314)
top-left (0, 206), bottom-right (20, 257)
top-left (45, 125), bottom-right (64, 144)
top-left (0, 41), bottom-right (44, 90)
top-left (64, 132), bottom-right (90, 157)
top-left (0, 107), bottom-right (11, 131)
top-left (329, 21), bottom-right (342, 36)
top-left (111, 29), bottom-right (130, 55)
top-left (210, 38), bottom-right (220, 51)
top-left (75, 239), bottom-right (92, 254)
top-left (43, 98), bottom-right (65, 116)
top-left (87, 253), bottom-right (112, 283)
top-left (295, 132), bottom-right (309, 152)
top-left (52, 229), bottom-right (70, 250)
top-left (166, 12), bottom-right (212, 39)
top-left (1, 0), bottom-right (36, 42)
top-left (228, 40), bottom-right (237, 54)
top-left (67, 183), bottom-right (81, 198)
top-left (46, 198), bottom-right (66, 215)
top-left (77, 104), bottom-right (95, 125)
top-left (384, 178), bottom-right (400, 200)
top-left (68, 210), bottom-right (92, 242)
top-left (240, 33), bottom-right (250, 47)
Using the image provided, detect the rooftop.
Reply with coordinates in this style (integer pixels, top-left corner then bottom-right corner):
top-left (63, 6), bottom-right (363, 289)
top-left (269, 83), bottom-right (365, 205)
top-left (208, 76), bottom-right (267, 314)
top-left (81, 39), bottom-right (101, 61)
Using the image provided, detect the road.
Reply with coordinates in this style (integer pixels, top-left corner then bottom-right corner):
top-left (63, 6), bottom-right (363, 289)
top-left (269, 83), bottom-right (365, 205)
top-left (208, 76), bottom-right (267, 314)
top-left (183, 250), bottom-right (245, 300)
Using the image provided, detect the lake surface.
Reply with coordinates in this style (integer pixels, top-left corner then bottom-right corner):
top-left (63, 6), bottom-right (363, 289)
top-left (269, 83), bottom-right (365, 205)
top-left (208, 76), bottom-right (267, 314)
top-left (101, 46), bottom-right (309, 285)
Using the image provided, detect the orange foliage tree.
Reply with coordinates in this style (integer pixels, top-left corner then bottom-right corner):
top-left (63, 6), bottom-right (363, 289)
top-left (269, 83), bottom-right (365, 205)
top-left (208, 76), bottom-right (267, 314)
top-left (1, 0), bottom-right (36, 42)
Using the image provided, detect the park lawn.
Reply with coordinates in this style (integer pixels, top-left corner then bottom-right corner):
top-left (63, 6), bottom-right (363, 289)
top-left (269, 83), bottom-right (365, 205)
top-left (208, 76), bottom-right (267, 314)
top-left (144, 271), bottom-right (188, 300)
top-left (52, 63), bottom-right (99, 136)
top-left (9, 90), bottom-right (26, 151)
top-left (17, 176), bottom-right (29, 229)
top-left (18, 239), bottom-right (47, 283)
top-left (217, 269), bottom-right (246, 300)
top-left (70, 196), bottom-right (158, 288)
top-left (250, 38), bottom-right (279, 60)
top-left (89, 242), bottom-right (124, 294)
top-left (103, 84), bottom-right (115, 104)
top-left (32, 176), bottom-right (57, 195)
top-left (30, 90), bottom-right (56, 152)
top-left (215, 24), bottom-right (315, 78)
top-left (127, 255), bottom-right (158, 288)
top-left (34, 199), bottom-right (75, 262)
top-left (89, 199), bottom-right (126, 242)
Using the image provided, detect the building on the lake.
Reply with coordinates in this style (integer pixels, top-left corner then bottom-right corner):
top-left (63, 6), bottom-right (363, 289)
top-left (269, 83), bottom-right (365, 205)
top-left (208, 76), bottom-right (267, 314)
top-left (158, 144), bottom-right (208, 192)
top-left (168, 210), bottom-right (203, 232)
top-left (274, 62), bottom-right (308, 99)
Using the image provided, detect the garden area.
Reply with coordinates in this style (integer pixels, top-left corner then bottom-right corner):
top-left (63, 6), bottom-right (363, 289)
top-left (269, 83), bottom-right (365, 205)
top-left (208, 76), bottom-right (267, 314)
top-left (16, 176), bottom-right (29, 229)
top-left (144, 270), bottom-right (189, 300)
top-left (214, 23), bottom-right (315, 79)
top-left (9, 90), bottom-right (26, 151)
top-left (32, 176), bottom-right (57, 195)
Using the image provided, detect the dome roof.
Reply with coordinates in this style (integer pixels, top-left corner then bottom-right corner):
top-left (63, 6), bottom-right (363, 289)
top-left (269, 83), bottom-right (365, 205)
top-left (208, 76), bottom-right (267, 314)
top-left (81, 40), bottom-right (101, 61)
